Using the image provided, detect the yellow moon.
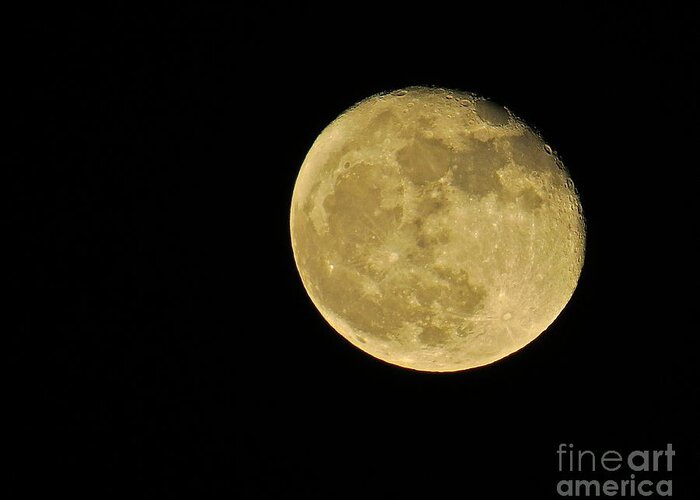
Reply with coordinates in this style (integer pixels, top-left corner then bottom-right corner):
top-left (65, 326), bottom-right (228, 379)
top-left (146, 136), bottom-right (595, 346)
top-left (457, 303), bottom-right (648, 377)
top-left (290, 87), bottom-right (585, 372)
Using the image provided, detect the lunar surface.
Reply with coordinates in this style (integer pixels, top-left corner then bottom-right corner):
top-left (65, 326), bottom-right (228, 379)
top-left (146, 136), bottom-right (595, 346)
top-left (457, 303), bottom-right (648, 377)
top-left (290, 87), bottom-right (585, 372)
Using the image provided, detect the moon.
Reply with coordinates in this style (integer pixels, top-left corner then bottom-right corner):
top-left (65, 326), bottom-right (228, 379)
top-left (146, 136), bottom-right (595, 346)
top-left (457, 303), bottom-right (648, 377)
top-left (290, 87), bottom-right (585, 372)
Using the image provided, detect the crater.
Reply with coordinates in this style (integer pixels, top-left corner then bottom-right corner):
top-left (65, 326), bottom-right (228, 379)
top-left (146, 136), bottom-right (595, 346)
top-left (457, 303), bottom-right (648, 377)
top-left (475, 100), bottom-right (511, 126)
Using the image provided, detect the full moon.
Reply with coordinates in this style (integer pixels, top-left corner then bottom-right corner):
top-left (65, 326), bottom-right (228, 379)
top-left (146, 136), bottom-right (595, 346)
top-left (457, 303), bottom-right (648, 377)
top-left (290, 87), bottom-right (585, 372)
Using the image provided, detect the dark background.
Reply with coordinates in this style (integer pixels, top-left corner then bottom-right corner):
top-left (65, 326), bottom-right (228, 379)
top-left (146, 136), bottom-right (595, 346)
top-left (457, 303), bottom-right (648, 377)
top-left (7, 2), bottom-right (699, 497)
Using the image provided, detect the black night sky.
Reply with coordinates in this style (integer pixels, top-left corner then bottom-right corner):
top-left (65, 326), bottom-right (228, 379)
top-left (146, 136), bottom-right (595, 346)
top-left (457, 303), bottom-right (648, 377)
top-left (8, 3), bottom-right (699, 497)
